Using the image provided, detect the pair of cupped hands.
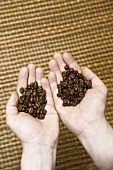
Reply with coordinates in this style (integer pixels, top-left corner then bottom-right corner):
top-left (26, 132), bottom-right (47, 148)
top-left (6, 52), bottom-right (107, 149)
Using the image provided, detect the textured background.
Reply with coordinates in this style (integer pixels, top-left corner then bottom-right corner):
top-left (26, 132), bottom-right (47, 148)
top-left (0, 0), bottom-right (113, 170)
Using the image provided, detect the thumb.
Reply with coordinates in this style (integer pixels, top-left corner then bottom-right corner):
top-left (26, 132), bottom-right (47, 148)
top-left (82, 67), bottom-right (107, 95)
top-left (6, 91), bottom-right (19, 126)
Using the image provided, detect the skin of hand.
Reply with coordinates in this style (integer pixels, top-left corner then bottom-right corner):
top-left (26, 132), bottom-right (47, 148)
top-left (48, 52), bottom-right (113, 170)
top-left (6, 64), bottom-right (59, 170)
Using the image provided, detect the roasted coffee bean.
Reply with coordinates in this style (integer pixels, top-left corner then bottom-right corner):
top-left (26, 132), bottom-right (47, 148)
top-left (32, 113), bottom-right (37, 118)
top-left (19, 87), bottom-right (24, 94)
top-left (69, 80), bottom-right (73, 85)
top-left (62, 81), bottom-right (68, 87)
top-left (33, 91), bottom-right (37, 97)
top-left (29, 108), bottom-right (34, 114)
top-left (74, 86), bottom-right (78, 91)
top-left (27, 85), bottom-right (31, 89)
top-left (74, 92), bottom-right (79, 98)
top-left (22, 107), bottom-right (25, 112)
top-left (85, 80), bottom-right (92, 88)
top-left (30, 97), bottom-right (34, 103)
top-left (63, 76), bottom-right (67, 80)
top-left (19, 100), bottom-right (24, 104)
top-left (70, 73), bottom-right (75, 79)
top-left (36, 102), bottom-right (40, 108)
top-left (74, 77), bottom-right (79, 84)
top-left (29, 103), bottom-right (32, 107)
top-left (64, 65), bottom-right (69, 70)
top-left (79, 79), bottom-right (84, 86)
top-left (69, 89), bottom-right (74, 95)
top-left (57, 93), bottom-right (61, 97)
top-left (69, 68), bottom-right (74, 72)
top-left (20, 96), bottom-right (25, 101)
top-left (24, 100), bottom-right (29, 106)
top-left (62, 71), bottom-right (66, 76)
top-left (79, 93), bottom-right (84, 97)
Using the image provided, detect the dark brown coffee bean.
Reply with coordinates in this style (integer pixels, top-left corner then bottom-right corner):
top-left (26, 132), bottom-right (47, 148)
top-left (57, 93), bottom-right (61, 97)
top-left (79, 93), bottom-right (84, 97)
top-left (22, 107), bottom-right (25, 112)
top-left (37, 109), bottom-right (40, 114)
top-left (63, 76), bottom-right (67, 80)
top-left (74, 92), bottom-right (79, 98)
top-left (43, 110), bottom-right (47, 114)
top-left (20, 96), bottom-right (25, 101)
top-left (69, 89), bottom-right (74, 95)
top-left (69, 68), bottom-right (74, 72)
top-left (27, 85), bottom-right (31, 89)
top-left (24, 100), bottom-right (29, 106)
top-left (19, 100), bottom-right (24, 104)
top-left (29, 103), bottom-right (32, 107)
top-left (85, 80), bottom-right (92, 88)
top-left (62, 71), bottom-right (66, 76)
top-left (69, 80), bottom-right (73, 85)
top-left (30, 97), bottom-right (34, 103)
top-left (78, 97), bottom-right (83, 101)
top-left (64, 65), bottom-right (69, 70)
top-left (32, 113), bottom-right (37, 118)
top-left (62, 81), bottom-right (68, 87)
top-left (70, 73), bottom-right (75, 79)
top-left (36, 102), bottom-right (40, 108)
top-left (74, 86), bottom-right (78, 91)
top-left (69, 96), bottom-right (74, 102)
top-left (19, 87), bottom-right (24, 94)
top-left (74, 77), bottom-right (79, 84)
top-left (63, 102), bottom-right (68, 106)
top-left (72, 102), bottom-right (77, 106)
top-left (33, 91), bottom-right (37, 97)
top-left (30, 82), bottom-right (34, 87)
top-left (29, 108), bottom-right (34, 114)
top-left (78, 87), bottom-right (84, 93)
top-left (79, 79), bottom-right (84, 86)
top-left (25, 91), bottom-right (31, 96)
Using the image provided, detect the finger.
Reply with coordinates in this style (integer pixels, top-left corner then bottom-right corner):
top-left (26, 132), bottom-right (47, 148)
top-left (48, 72), bottom-right (62, 107)
top-left (17, 67), bottom-right (28, 96)
top-left (27, 64), bottom-right (36, 85)
top-left (49, 59), bottom-right (62, 84)
top-left (41, 78), bottom-right (54, 106)
top-left (82, 67), bottom-right (107, 95)
top-left (63, 52), bottom-right (81, 72)
top-left (53, 52), bottom-right (66, 73)
top-left (36, 67), bottom-right (44, 86)
top-left (6, 91), bottom-right (19, 120)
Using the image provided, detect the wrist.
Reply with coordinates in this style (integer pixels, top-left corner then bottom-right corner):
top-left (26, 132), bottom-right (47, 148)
top-left (78, 116), bottom-right (107, 140)
top-left (78, 117), bottom-right (113, 170)
top-left (21, 143), bottom-right (57, 170)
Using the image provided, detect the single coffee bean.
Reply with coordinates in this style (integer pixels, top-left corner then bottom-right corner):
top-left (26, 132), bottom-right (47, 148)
top-left (36, 102), bottom-right (40, 108)
top-left (20, 96), bottom-right (25, 101)
top-left (69, 68), bottom-right (74, 72)
top-left (64, 65), bottom-right (69, 70)
top-left (69, 89), bottom-right (74, 95)
top-left (79, 93), bottom-right (84, 97)
top-left (33, 91), bottom-right (37, 97)
top-left (70, 73), bottom-right (75, 79)
top-left (29, 108), bottom-right (34, 114)
top-left (19, 87), bottom-right (24, 94)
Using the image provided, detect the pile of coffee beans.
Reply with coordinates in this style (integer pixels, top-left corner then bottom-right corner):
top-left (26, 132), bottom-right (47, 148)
top-left (57, 65), bottom-right (92, 106)
top-left (18, 81), bottom-right (47, 119)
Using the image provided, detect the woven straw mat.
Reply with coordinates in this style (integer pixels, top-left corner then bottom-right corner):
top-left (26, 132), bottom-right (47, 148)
top-left (0, 1), bottom-right (113, 170)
